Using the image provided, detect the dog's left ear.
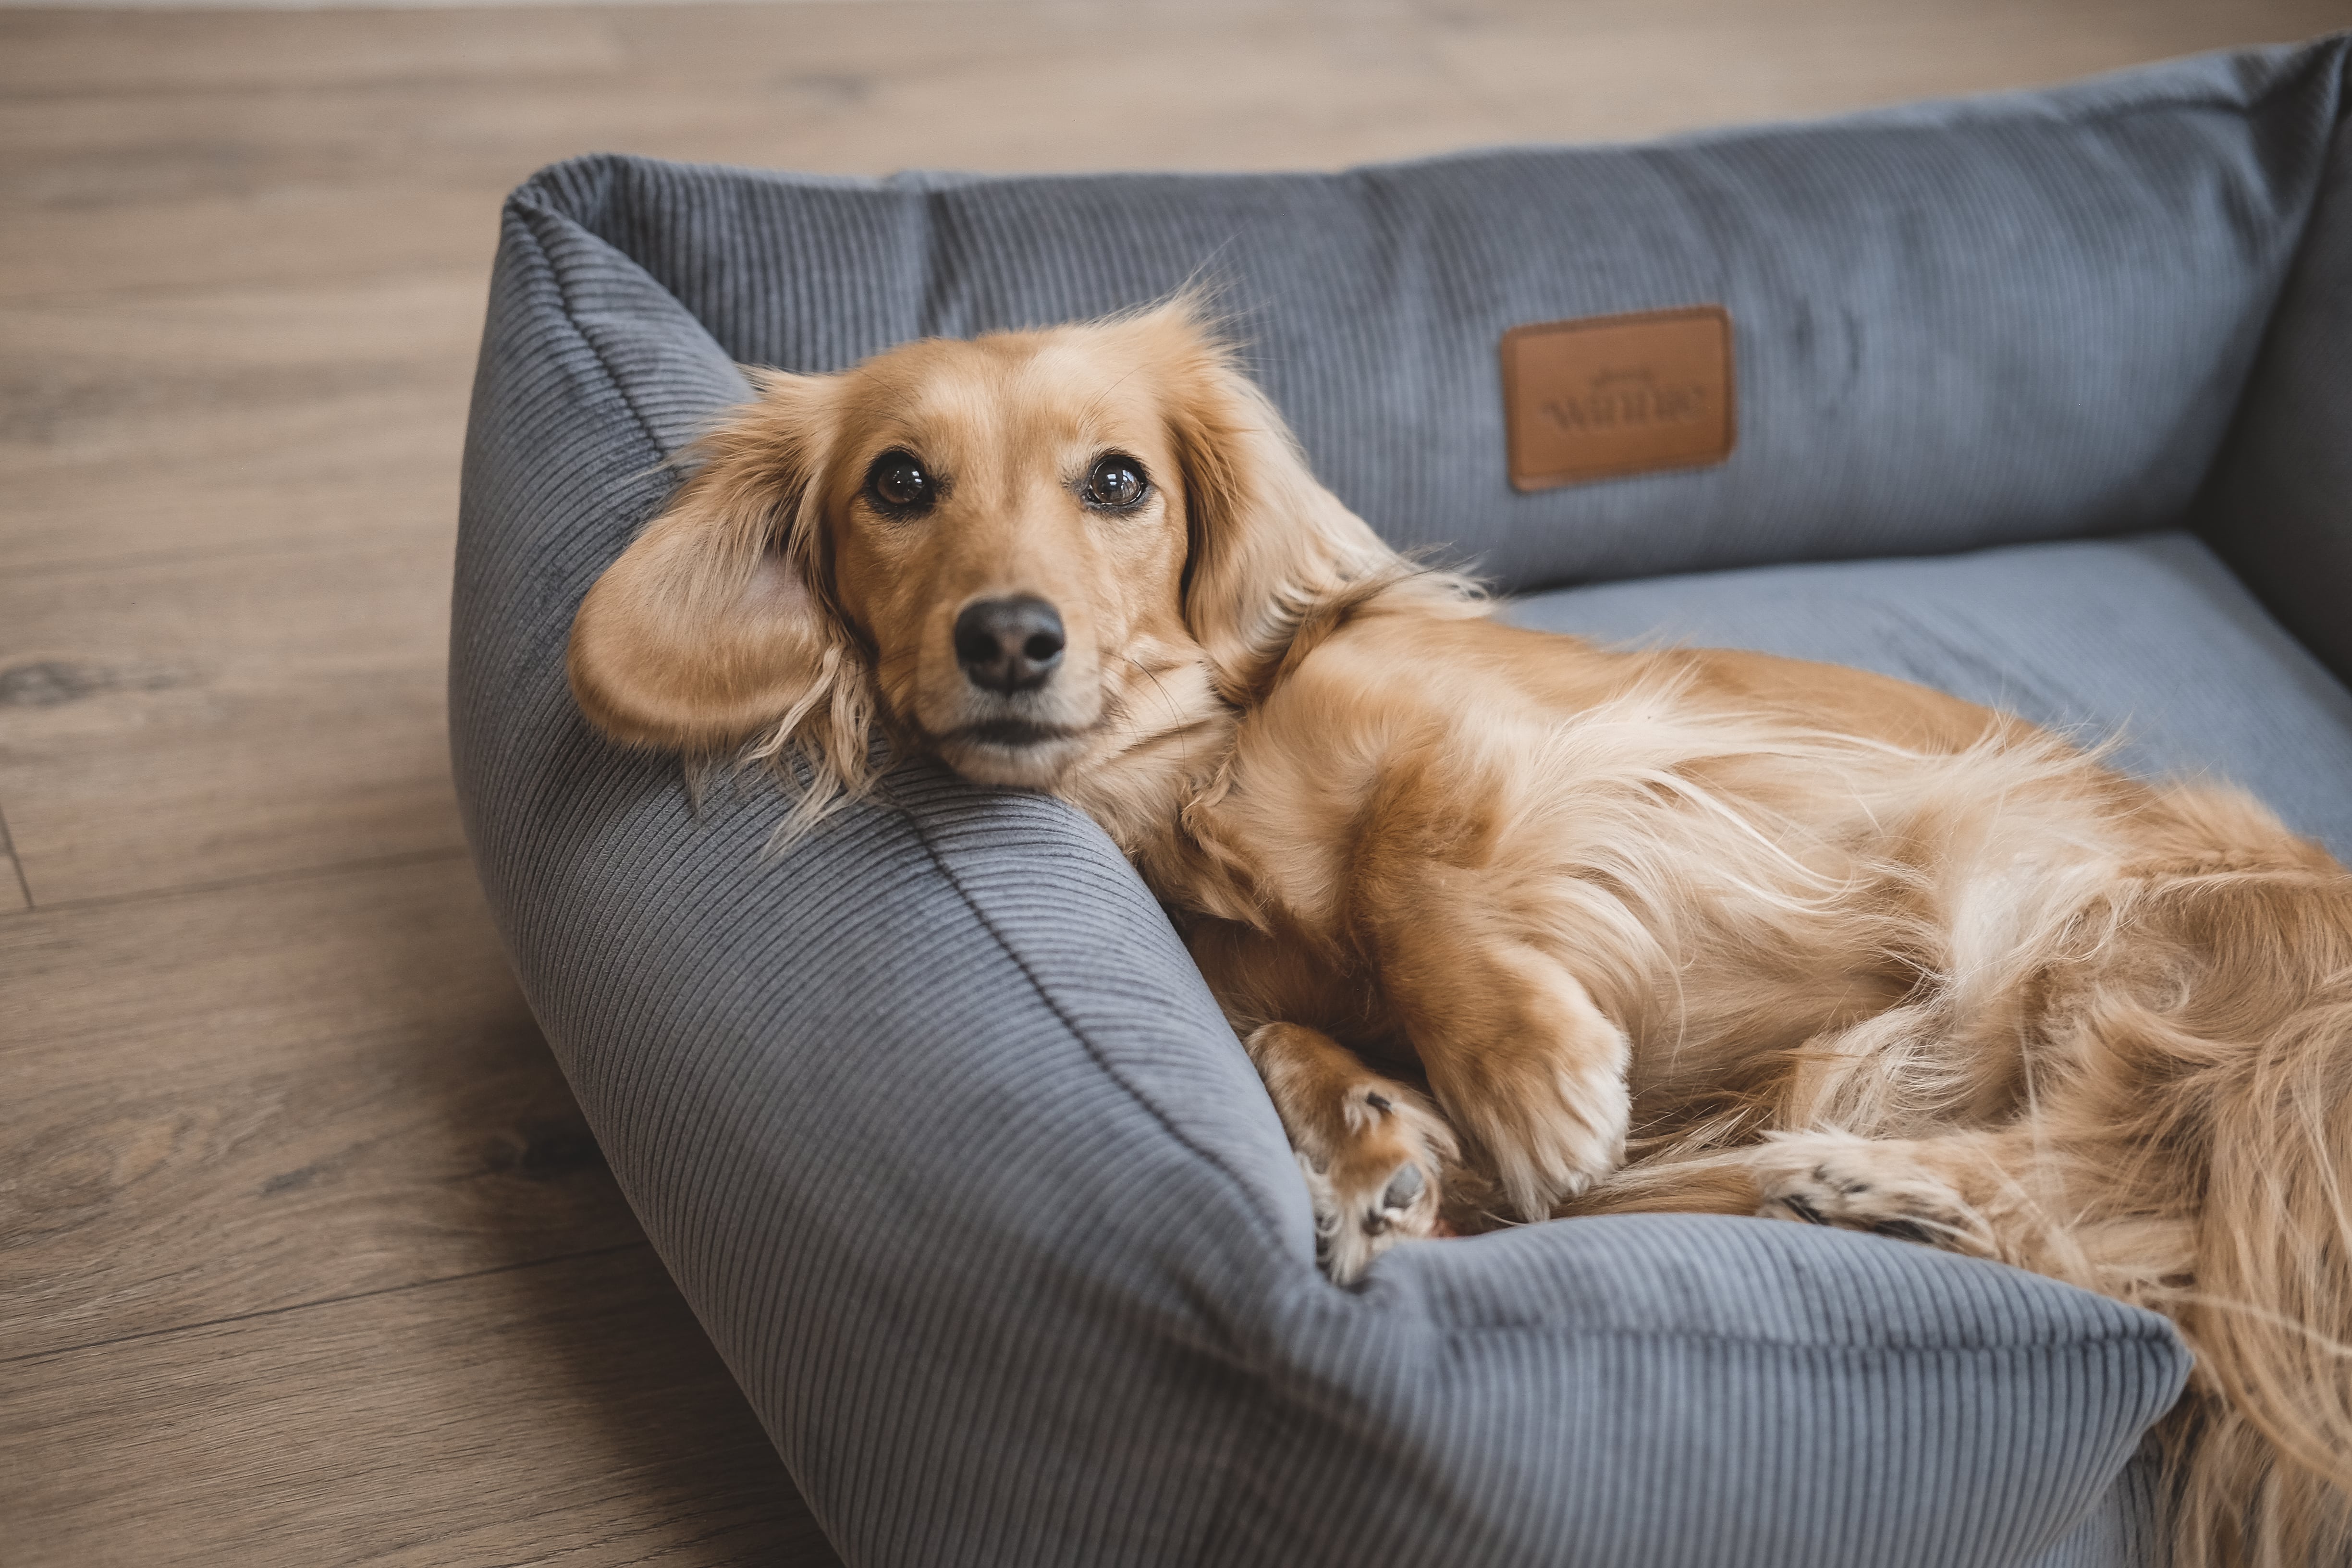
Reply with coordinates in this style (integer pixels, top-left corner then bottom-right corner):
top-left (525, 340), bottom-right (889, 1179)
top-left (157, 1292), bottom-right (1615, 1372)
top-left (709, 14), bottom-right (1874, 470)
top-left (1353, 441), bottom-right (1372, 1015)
top-left (567, 371), bottom-right (854, 753)
top-left (1149, 306), bottom-right (1398, 693)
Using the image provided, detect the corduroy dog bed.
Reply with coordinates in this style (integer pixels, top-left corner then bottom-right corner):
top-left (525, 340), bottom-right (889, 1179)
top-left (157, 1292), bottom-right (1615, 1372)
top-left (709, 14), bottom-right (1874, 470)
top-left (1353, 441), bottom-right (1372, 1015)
top-left (453, 35), bottom-right (2352, 1566)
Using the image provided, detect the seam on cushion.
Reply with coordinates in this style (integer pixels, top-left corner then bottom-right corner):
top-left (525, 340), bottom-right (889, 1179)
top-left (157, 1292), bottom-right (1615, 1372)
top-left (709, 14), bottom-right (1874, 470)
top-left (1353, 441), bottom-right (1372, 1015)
top-left (1421, 1318), bottom-right (2189, 1356)
top-left (914, 185), bottom-right (956, 340)
top-left (509, 191), bottom-right (681, 465)
top-left (899, 800), bottom-right (1293, 1257)
top-left (2067, 29), bottom-right (2347, 124)
top-left (2138, 39), bottom-right (2352, 515)
top-left (2193, 39), bottom-right (2352, 514)
top-left (518, 38), bottom-right (2346, 243)
top-left (500, 188), bottom-right (1295, 1265)
top-left (899, 801), bottom-right (1287, 1568)
top-left (1189, 1323), bottom-right (2185, 1568)
top-left (491, 196), bottom-right (678, 691)
top-left (516, 38), bottom-right (2352, 252)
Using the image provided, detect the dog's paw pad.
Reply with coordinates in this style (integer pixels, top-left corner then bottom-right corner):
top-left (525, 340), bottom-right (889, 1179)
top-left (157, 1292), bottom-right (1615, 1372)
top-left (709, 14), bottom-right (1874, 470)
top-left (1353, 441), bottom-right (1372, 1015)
top-left (1361, 1161), bottom-right (1428, 1237)
top-left (1379, 1162), bottom-right (1424, 1214)
top-left (1314, 1141), bottom-right (1447, 1286)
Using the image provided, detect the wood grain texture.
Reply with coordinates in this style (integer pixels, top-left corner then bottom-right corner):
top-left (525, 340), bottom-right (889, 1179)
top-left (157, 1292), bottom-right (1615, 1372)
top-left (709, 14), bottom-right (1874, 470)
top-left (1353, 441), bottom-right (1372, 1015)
top-left (0, 2), bottom-right (1511, 298)
top-left (0, 855), bottom-right (648, 1360)
top-left (0, 272), bottom-right (480, 572)
top-left (5, 4), bottom-right (2346, 1565)
top-left (2, 1246), bottom-right (834, 1568)
top-left (0, 537), bottom-right (461, 904)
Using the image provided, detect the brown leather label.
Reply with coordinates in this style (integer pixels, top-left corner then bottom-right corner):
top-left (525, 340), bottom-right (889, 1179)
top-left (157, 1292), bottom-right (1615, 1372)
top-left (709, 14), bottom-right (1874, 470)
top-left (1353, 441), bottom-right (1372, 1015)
top-left (1500, 306), bottom-right (1735, 491)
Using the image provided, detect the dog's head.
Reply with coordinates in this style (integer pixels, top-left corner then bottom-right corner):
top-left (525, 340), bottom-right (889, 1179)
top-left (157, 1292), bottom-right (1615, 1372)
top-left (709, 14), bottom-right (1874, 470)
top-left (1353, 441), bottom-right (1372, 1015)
top-left (567, 301), bottom-right (1400, 801)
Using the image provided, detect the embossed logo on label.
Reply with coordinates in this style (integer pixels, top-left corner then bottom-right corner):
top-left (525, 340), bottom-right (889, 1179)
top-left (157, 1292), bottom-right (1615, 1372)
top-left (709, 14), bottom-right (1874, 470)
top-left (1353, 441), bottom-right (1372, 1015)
top-left (1501, 306), bottom-right (1735, 491)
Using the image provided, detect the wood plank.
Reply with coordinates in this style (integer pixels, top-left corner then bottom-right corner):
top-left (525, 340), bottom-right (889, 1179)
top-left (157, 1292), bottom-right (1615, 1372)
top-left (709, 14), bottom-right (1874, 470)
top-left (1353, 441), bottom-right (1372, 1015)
top-left (0, 8), bottom-right (1486, 182)
top-left (0, 533), bottom-right (459, 904)
top-left (2, 1245), bottom-right (841, 1568)
top-left (0, 2), bottom-right (1514, 298)
top-left (0, 271), bottom-right (479, 571)
top-left (0, 183), bottom-right (508, 304)
top-left (584, 0), bottom-right (1510, 174)
top-left (0, 855), bottom-right (645, 1360)
top-left (0, 7), bottom-right (628, 98)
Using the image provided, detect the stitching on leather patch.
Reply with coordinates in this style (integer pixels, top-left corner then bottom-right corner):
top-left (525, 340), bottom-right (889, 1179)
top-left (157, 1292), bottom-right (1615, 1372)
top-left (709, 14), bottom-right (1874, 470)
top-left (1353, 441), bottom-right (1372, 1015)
top-left (1500, 306), bottom-right (1736, 491)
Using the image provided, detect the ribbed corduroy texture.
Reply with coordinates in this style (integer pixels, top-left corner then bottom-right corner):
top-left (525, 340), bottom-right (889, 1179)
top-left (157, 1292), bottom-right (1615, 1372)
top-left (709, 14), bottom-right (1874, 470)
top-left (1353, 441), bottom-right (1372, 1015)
top-left (517, 39), bottom-right (2347, 606)
top-left (2198, 54), bottom-right (2352, 686)
top-left (453, 37), bottom-right (2352, 1568)
top-left (1507, 532), bottom-right (2352, 861)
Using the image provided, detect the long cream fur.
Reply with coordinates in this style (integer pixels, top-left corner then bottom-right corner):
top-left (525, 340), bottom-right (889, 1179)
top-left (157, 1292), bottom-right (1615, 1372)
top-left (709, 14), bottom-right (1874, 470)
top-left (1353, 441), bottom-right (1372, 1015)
top-left (568, 300), bottom-right (2352, 1565)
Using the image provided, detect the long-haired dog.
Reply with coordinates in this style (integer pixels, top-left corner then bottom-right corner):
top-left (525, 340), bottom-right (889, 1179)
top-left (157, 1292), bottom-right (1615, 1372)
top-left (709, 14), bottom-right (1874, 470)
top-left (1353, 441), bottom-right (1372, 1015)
top-left (568, 301), bottom-right (2352, 1565)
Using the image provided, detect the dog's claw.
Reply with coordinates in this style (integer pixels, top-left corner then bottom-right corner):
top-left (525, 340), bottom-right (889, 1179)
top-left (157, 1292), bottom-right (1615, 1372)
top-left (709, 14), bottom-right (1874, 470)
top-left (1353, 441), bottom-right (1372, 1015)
top-left (1381, 1163), bottom-right (1425, 1212)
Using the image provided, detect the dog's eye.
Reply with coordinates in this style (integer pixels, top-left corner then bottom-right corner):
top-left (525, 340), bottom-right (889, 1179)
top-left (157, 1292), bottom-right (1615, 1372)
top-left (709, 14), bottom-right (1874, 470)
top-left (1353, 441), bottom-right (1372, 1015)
top-left (1082, 453), bottom-right (1149, 512)
top-left (865, 450), bottom-right (934, 514)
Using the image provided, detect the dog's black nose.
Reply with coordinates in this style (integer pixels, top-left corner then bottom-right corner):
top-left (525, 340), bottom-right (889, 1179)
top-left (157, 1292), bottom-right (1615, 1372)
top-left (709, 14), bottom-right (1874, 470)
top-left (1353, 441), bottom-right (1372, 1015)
top-left (953, 596), bottom-right (1065, 694)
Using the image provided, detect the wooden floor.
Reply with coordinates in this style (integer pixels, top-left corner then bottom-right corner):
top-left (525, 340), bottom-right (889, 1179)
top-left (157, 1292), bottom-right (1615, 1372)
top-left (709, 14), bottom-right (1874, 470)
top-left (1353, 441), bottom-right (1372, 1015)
top-left (4, 1), bottom-right (2347, 1561)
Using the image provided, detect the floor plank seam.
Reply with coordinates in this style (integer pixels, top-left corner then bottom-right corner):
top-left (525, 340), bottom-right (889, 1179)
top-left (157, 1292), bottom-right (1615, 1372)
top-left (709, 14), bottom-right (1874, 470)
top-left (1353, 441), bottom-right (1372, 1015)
top-left (0, 259), bottom-right (496, 313)
top-left (0, 802), bottom-right (33, 909)
top-left (34, 843), bottom-right (473, 918)
top-left (2, 1240), bottom-right (655, 1370)
top-left (3, 529), bottom-right (462, 586)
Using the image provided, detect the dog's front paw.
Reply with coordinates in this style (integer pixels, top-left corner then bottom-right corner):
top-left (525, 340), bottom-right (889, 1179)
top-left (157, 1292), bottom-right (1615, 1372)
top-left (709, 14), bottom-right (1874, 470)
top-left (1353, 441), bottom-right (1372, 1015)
top-left (1301, 1081), bottom-right (1456, 1286)
top-left (1435, 1008), bottom-right (1632, 1224)
top-left (1245, 1023), bottom-right (1462, 1284)
top-left (1751, 1131), bottom-right (1984, 1251)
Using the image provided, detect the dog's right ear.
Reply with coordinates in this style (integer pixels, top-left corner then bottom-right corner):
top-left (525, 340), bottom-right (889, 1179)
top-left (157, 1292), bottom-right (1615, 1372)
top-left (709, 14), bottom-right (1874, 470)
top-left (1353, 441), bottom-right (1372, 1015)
top-left (1148, 304), bottom-right (1400, 696)
top-left (567, 372), bottom-right (848, 753)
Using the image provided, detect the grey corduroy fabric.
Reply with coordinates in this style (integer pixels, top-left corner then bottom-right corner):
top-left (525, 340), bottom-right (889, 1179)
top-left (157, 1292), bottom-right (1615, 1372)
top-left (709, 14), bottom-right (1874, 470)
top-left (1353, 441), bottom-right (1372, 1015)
top-left (454, 36), bottom-right (2352, 1568)
top-left (2198, 54), bottom-right (2352, 687)
top-left (1507, 532), bottom-right (2352, 862)
top-left (516, 38), bottom-right (2346, 602)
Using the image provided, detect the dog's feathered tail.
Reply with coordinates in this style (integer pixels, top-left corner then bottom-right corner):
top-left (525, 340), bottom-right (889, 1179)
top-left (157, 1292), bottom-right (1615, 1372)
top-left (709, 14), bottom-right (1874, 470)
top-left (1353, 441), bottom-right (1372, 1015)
top-left (2150, 862), bottom-right (2352, 1566)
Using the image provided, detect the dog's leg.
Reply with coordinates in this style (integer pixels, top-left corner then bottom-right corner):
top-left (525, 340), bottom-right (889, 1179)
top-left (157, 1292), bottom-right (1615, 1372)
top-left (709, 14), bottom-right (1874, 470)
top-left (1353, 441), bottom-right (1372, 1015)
top-left (1749, 1129), bottom-right (2001, 1253)
top-left (1356, 890), bottom-right (1632, 1223)
top-left (1245, 1023), bottom-right (1458, 1284)
top-left (1746, 1124), bottom-right (2196, 1304)
top-left (1574, 1126), bottom-right (2113, 1272)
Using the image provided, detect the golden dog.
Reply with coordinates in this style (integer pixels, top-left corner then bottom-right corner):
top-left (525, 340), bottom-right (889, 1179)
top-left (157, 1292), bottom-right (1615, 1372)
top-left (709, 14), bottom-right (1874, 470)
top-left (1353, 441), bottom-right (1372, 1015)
top-left (569, 301), bottom-right (2352, 1565)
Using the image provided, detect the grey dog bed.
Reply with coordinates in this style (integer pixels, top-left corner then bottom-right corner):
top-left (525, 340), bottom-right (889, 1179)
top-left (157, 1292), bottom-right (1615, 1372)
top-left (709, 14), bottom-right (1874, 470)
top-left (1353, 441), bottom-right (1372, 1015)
top-left (452, 35), bottom-right (2352, 1566)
